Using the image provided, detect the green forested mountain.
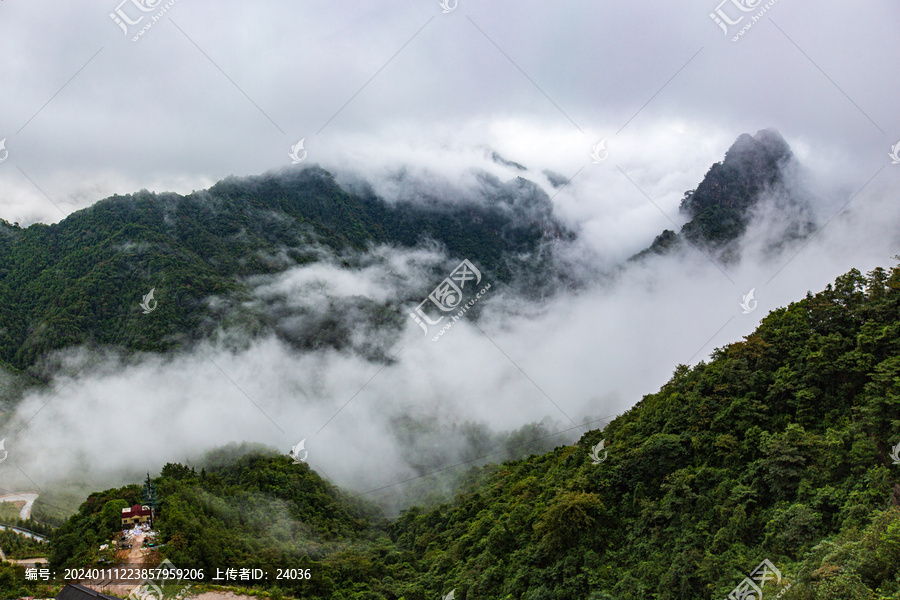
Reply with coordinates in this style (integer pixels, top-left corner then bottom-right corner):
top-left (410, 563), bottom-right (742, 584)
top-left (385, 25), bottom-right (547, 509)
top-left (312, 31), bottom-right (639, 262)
top-left (680, 128), bottom-right (794, 246)
top-left (386, 265), bottom-right (900, 600)
top-left (0, 130), bottom-right (803, 384)
top-left (47, 451), bottom-right (388, 589)
top-left (633, 128), bottom-right (800, 261)
top-left (0, 166), bottom-right (566, 376)
top-left (2, 134), bottom-right (896, 599)
top-left (6, 263), bottom-right (900, 599)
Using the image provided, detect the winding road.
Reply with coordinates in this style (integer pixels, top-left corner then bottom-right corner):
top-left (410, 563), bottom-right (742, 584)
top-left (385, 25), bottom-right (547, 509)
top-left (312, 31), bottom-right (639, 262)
top-left (0, 523), bottom-right (48, 542)
top-left (0, 524), bottom-right (50, 565)
top-left (0, 492), bottom-right (46, 560)
top-left (0, 491), bottom-right (39, 520)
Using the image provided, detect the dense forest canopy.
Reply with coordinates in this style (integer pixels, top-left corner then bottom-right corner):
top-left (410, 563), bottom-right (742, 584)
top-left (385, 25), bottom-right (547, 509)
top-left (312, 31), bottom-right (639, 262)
top-left (0, 130), bottom-right (802, 385)
top-left (4, 130), bottom-right (896, 599)
top-left (5, 263), bottom-right (900, 599)
top-left (0, 165), bottom-right (567, 378)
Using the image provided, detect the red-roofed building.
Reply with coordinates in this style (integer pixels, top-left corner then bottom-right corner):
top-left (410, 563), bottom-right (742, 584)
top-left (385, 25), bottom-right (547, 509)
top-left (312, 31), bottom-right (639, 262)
top-left (121, 504), bottom-right (151, 528)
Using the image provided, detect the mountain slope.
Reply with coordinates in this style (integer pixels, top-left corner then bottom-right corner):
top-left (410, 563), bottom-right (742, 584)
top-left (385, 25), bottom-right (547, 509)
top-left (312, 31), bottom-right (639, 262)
top-left (633, 128), bottom-right (800, 261)
top-left (0, 129), bottom-right (805, 381)
top-left (6, 264), bottom-right (900, 600)
top-left (681, 128), bottom-right (794, 246)
top-left (48, 449), bottom-right (388, 577)
top-left (387, 264), bottom-right (900, 599)
top-left (0, 166), bottom-right (567, 375)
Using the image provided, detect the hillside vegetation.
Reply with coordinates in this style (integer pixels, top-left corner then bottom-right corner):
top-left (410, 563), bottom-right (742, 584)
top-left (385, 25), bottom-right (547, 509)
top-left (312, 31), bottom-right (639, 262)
top-left (4, 264), bottom-right (899, 599)
top-left (0, 166), bottom-right (564, 377)
top-left (385, 264), bottom-right (900, 600)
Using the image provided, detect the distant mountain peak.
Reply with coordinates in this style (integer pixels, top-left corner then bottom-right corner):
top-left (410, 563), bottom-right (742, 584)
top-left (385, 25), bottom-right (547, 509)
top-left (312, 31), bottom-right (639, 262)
top-left (724, 128), bottom-right (792, 163)
top-left (632, 128), bottom-right (798, 261)
top-left (680, 128), bottom-right (794, 246)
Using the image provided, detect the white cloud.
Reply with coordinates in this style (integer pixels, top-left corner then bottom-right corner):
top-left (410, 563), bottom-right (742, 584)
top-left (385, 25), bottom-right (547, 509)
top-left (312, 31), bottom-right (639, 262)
top-left (1, 0), bottom-right (899, 511)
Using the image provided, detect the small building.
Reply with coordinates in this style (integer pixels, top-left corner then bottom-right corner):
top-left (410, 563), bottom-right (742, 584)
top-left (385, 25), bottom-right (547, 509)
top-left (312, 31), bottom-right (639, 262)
top-left (56, 583), bottom-right (122, 600)
top-left (120, 504), bottom-right (151, 528)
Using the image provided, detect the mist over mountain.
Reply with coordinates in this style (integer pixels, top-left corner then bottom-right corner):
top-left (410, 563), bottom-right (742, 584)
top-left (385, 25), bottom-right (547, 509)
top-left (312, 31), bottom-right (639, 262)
top-left (0, 130), bottom-right (814, 386)
top-left (14, 262), bottom-right (900, 600)
top-left (2, 1), bottom-right (898, 596)
top-left (1, 127), bottom-right (898, 532)
top-left (632, 128), bottom-right (813, 263)
top-left (0, 162), bottom-right (569, 380)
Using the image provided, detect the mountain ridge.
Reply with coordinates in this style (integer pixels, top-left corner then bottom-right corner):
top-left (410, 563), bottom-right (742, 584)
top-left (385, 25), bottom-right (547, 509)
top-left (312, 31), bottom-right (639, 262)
top-left (5, 263), bottom-right (900, 599)
top-left (0, 165), bottom-right (568, 378)
top-left (632, 128), bottom-right (802, 262)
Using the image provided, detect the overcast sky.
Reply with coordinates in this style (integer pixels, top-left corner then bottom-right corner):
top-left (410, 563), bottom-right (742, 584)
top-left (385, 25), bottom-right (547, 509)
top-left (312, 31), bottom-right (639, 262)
top-left (2, 0), bottom-right (900, 503)
top-left (0, 0), bottom-right (897, 224)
